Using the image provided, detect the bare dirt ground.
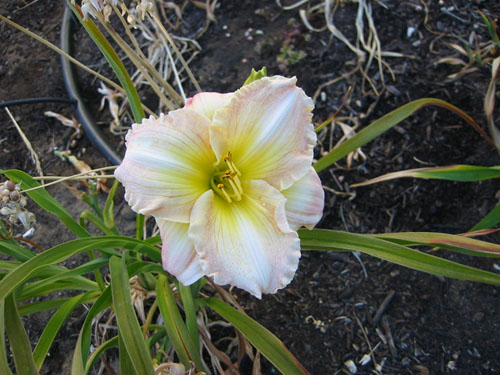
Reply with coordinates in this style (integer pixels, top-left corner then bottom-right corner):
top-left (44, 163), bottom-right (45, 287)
top-left (1, 1), bottom-right (500, 374)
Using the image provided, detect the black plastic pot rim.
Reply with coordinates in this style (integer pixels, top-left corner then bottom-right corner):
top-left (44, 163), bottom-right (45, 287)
top-left (60, 5), bottom-right (122, 165)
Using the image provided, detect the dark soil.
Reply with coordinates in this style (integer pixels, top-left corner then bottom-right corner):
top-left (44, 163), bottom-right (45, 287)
top-left (1, 0), bottom-right (500, 374)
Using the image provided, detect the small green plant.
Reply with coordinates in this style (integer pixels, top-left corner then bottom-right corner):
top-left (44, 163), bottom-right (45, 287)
top-left (277, 18), bottom-right (308, 70)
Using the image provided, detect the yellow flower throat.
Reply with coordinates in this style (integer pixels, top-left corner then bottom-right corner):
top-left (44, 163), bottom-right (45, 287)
top-left (211, 152), bottom-right (243, 203)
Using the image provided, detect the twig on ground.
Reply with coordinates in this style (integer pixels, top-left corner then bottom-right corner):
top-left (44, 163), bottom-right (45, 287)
top-left (354, 313), bottom-right (380, 374)
top-left (5, 107), bottom-right (44, 184)
top-left (382, 315), bottom-right (397, 357)
top-left (372, 289), bottom-right (395, 327)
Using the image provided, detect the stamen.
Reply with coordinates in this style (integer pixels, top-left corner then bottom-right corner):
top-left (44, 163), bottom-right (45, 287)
top-left (232, 174), bottom-right (243, 194)
top-left (223, 151), bottom-right (241, 176)
top-left (226, 179), bottom-right (242, 201)
top-left (227, 160), bottom-right (242, 176)
top-left (217, 183), bottom-right (232, 203)
top-left (211, 151), bottom-right (244, 203)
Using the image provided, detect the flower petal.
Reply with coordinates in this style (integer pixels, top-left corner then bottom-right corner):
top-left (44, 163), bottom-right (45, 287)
top-left (158, 219), bottom-right (204, 285)
top-left (282, 167), bottom-right (324, 231)
top-left (184, 92), bottom-right (233, 121)
top-left (188, 180), bottom-right (300, 298)
top-left (115, 111), bottom-right (215, 223)
top-left (210, 76), bottom-right (316, 190)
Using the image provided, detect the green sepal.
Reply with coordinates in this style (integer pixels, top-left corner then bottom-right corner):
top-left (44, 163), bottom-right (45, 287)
top-left (243, 67), bottom-right (268, 85)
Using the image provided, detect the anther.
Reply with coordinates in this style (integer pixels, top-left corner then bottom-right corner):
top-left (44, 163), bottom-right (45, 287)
top-left (222, 170), bottom-right (237, 179)
top-left (223, 151), bottom-right (232, 162)
top-left (223, 151), bottom-right (242, 177)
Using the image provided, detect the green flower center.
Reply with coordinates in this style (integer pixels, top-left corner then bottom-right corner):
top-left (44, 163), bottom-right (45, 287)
top-left (210, 151), bottom-right (243, 203)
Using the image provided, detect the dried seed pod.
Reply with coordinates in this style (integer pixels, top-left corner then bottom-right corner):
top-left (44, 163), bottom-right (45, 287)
top-left (5, 180), bottom-right (16, 191)
top-left (9, 191), bottom-right (20, 201)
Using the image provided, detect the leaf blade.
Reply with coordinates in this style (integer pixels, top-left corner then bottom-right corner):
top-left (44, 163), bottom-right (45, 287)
top-left (156, 275), bottom-right (204, 370)
top-left (299, 229), bottom-right (500, 285)
top-left (314, 98), bottom-right (496, 172)
top-left (109, 256), bottom-right (155, 375)
top-left (201, 298), bottom-right (309, 375)
top-left (4, 294), bottom-right (38, 375)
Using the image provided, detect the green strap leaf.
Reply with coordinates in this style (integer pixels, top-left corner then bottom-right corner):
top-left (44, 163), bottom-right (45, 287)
top-left (0, 239), bottom-right (35, 261)
top-left (18, 294), bottom-right (97, 316)
top-left (372, 232), bottom-right (500, 257)
top-left (156, 275), bottom-right (204, 371)
top-left (0, 236), bottom-right (160, 302)
top-left (80, 210), bottom-right (117, 236)
top-left (4, 294), bottom-right (38, 375)
top-left (19, 259), bottom-right (105, 300)
top-left (201, 298), bottom-right (309, 375)
top-left (470, 203), bottom-right (500, 231)
top-left (126, 260), bottom-right (164, 278)
top-left (0, 299), bottom-right (13, 375)
top-left (352, 165), bottom-right (500, 187)
top-left (84, 336), bottom-right (118, 374)
top-left (136, 214), bottom-right (145, 240)
top-left (314, 98), bottom-right (495, 172)
top-left (17, 281), bottom-right (94, 302)
top-left (33, 292), bottom-right (95, 370)
top-left (0, 260), bottom-right (19, 271)
top-left (72, 287), bottom-right (112, 373)
top-left (179, 283), bottom-right (200, 353)
top-left (119, 333), bottom-right (138, 375)
top-left (103, 179), bottom-right (120, 234)
top-left (68, 2), bottom-right (145, 122)
top-left (299, 229), bottom-right (500, 285)
top-left (109, 256), bottom-right (155, 375)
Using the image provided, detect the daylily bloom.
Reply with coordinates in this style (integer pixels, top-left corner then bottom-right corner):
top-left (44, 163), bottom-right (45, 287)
top-left (115, 76), bottom-right (324, 297)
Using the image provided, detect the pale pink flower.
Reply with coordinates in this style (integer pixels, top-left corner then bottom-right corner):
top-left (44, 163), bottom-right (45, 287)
top-left (115, 76), bottom-right (324, 297)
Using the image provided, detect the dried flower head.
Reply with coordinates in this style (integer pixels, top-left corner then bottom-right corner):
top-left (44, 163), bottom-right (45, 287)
top-left (0, 180), bottom-right (36, 232)
top-left (73, 0), bottom-right (119, 21)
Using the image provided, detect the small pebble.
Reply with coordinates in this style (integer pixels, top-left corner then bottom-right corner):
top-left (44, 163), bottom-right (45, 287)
top-left (359, 354), bottom-right (371, 366)
top-left (344, 359), bottom-right (357, 374)
top-left (474, 312), bottom-right (484, 321)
